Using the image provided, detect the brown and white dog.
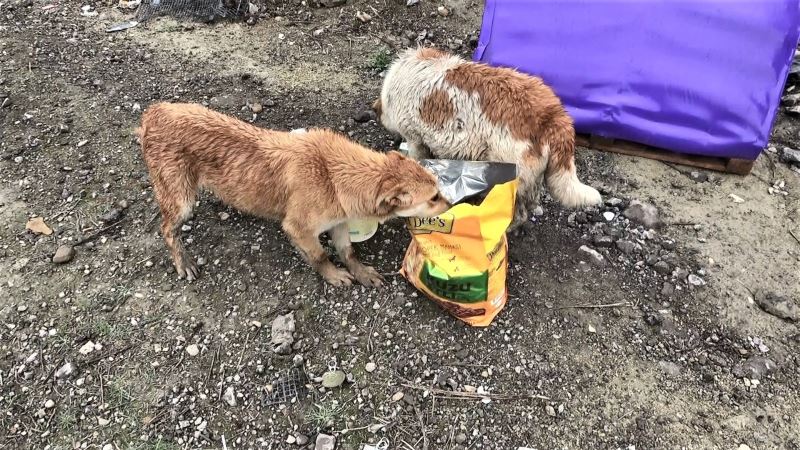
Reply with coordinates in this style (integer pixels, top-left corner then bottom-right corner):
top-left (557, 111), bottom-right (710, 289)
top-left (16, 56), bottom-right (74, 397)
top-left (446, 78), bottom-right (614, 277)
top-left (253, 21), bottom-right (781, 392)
top-left (373, 47), bottom-right (602, 227)
top-left (138, 102), bottom-right (449, 287)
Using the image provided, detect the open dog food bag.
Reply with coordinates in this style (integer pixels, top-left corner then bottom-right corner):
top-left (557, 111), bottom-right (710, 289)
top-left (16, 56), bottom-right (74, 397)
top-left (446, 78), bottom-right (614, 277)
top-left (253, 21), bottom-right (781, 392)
top-left (401, 160), bottom-right (518, 327)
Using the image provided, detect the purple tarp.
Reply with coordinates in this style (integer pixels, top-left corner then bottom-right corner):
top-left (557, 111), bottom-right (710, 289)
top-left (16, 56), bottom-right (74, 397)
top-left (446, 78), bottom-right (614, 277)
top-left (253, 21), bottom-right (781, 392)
top-left (475, 0), bottom-right (800, 161)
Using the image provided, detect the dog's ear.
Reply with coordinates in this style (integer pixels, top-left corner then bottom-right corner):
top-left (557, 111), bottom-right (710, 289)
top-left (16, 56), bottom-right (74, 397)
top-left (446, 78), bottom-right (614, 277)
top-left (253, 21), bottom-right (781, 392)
top-left (376, 179), bottom-right (412, 215)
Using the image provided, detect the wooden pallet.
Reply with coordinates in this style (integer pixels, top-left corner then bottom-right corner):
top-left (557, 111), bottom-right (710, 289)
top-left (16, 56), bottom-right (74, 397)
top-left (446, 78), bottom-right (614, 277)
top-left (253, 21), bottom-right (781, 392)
top-left (575, 134), bottom-right (755, 175)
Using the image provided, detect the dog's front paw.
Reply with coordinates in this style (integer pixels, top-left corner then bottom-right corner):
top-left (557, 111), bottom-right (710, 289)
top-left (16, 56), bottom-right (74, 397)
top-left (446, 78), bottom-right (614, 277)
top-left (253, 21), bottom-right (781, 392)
top-left (322, 267), bottom-right (354, 287)
top-left (352, 265), bottom-right (384, 287)
top-left (176, 255), bottom-right (199, 282)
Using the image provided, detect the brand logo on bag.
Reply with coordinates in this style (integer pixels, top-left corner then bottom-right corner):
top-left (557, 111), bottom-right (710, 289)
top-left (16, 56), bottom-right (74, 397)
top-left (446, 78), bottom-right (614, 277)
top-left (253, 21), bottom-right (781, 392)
top-left (407, 214), bottom-right (454, 234)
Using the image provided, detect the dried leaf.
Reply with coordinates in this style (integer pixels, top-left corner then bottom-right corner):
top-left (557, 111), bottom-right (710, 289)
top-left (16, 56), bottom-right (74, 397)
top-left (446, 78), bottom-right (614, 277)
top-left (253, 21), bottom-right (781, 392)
top-left (26, 217), bottom-right (53, 235)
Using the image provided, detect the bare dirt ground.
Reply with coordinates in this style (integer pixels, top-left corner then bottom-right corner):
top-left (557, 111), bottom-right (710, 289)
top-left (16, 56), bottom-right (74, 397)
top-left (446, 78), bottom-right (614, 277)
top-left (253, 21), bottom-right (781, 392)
top-left (1, 1), bottom-right (799, 449)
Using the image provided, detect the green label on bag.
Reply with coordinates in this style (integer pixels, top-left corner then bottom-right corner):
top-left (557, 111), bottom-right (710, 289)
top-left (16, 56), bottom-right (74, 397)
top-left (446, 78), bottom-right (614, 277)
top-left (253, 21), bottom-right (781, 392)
top-left (420, 261), bottom-right (488, 303)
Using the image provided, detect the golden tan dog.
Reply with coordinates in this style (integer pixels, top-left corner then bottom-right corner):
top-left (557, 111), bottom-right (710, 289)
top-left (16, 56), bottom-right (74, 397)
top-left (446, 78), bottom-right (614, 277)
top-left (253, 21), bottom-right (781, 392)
top-left (374, 47), bottom-right (602, 228)
top-left (138, 102), bottom-right (449, 286)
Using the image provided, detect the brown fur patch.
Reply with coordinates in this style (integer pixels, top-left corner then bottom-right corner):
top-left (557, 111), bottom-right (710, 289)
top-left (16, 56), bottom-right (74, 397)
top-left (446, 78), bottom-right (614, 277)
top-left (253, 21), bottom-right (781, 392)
top-left (372, 98), bottom-right (382, 117)
top-left (443, 62), bottom-right (575, 171)
top-left (419, 88), bottom-right (454, 129)
top-left (417, 47), bottom-right (447, 60)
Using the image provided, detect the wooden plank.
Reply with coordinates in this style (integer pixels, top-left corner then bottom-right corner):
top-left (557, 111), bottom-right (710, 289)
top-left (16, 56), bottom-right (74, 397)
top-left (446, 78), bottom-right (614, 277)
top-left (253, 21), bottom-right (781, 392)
top-left (576, 134), bottom-right (755, 175)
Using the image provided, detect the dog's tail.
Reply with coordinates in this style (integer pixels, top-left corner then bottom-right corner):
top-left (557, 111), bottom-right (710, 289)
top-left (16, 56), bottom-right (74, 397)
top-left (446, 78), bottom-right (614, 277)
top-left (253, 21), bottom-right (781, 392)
top-left (542, 114), bottom-right (602, 208)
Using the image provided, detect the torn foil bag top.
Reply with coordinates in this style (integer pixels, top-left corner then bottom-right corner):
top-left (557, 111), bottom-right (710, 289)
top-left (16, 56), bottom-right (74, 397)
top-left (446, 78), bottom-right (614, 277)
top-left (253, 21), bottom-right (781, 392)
top-left (420, 160), bottom-right (518, 205)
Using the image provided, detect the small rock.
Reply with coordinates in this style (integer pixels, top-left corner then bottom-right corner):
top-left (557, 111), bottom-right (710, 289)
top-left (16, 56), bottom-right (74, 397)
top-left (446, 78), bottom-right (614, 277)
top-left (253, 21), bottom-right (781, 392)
top-left (782, 147), bottom-right (800, 164)
top-left (602, 211), bottom-right (615, 221)
top-left (313, 28), bottom-right (324, 37)
top-left (365, 362), bottom-right (376, 373)
top-left (755, 292), bottom-right (799, 322)
top-left (687, 274), bottom-right (706, 286)
top-left (391, 391), bottom-right (404, 402)
top-left (102, 445), bottom-right (113, 450)
top-left (545, 404), bottom-right (556, 417)
top-left (286, 435), bottom-right (297, 444)
top-left (218, 212), bottom-right (230, 221)
top-left (98, 417), bottom-right (110, 426)
top-left (295, 434), bottom-right (309, 446)
top-left (532, 205), bottom-right (544, 217)
top-left (578, 245), bottom-right (605, 266)
top-left (587, 324), bottom-right (596, 334)
top-left (661, 282), bottom-right (675, 297)
top-left (615, 240), bottom-right (637, 255)
top-left (354, 110), bottom-right (376, 123)
top-left (271, 313), bottom-right (296, 355)
top-left (355, 11), bottom-right (371, 22)
top-left (185, 344), bottom-right (200, 356)
top-left (222, 386), bottom-right (237, 406)
top-left (689, 171), bottom-right (708, 183)
top-left (44, 399), bottom-right (55, 409)
top-left (437, 5), bottom-right (449, 16)
top-left (732, 356), bottom-right (777, 380)
top-left (654, 261), bottom-right (671, 275)
top-left (737, 445), bottom-right (752, 450)
top-left (455, 433), bottom-right (467, 444)
top-left (623, 200), bottom-right (660, 228)
top-left (249, 102), bottom-right (263, 114)
top-left (315, 433), bottom-right (336, 450)
top-left (55, 362), bottom-right (75, 379)
top-left (79, 341), bottom-right (96, 355)
top-left (100, 208), bottom-right (123, 223)
top-left (321, 370), bottom-right (346, 388)
top-left (593, 235), bottom-right (614, 248)
top-left (729, 193), bottom-right (745, 203)
top-left (658, 361), bottom-right (681, 377)
top-left (52, 245), bottom-right (76, 264)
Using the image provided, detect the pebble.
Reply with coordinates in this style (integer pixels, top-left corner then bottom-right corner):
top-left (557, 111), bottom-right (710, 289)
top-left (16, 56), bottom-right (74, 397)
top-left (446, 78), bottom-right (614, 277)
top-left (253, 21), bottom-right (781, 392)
top-left (615, 239), bottom-right (637, 255)
top-left (315, 433), bottom-right (336, 450)
top-left (102, 445), bottom-right (113, 450)
top-left (222, 386), bottom-right (237, 406)
top-left (295, 434), bottom-right (309, 445)
top-left (356, 11), bottom-right (372, 23)
top-left (729, 193), bottom-right (745, 203)
top-left (44, 399), bottom-right (55, 409)
top-left (100, 208), bottom-right (123, 223)
top-left (602, 211), bottom-right (615, 221)
top-left (391, 391), bottom-right (405, 402)
top-left (623, 200), bottom-right (660, 228)
top-left (732, 356), bottom-right (777, 380)
top-left (365, 362), bottom-right (377, 373)
top-left (578, 245), bottom-right (605, 266)
top-left (593, 235), bottom-right (614, 248)
top-left (271, 313), bottom-right (295, 355)
top-left (545, 404), bottom-right (556, 416)
top-left (661, 282), bottom-right (675, 296)
top-left (185, 344), bottom-right (200, 356)
top-left (755, 292), bottom-right (799, 322)
top-left (687, 274), bottom-right (706, 286)
top-left (78, 341), bottom-right (97, 355)
top-left (218, 212), bottom-right (230, 221)
top-left (455, 433), bottom-right (467, 444)
top-left (437, 5), bottom-right (449, 16)
top-left (98, 417), bottom-right (110, 426)
top-left (52, 245), bottom-right (76, 264)
top-left (658, 361), bottom-right (681, 377)
top-left (782, 147), bottom-right (800, 164)
top-left (689, 171), bottom-right (708, 183)
top-left (55, 362), bottom-right (75, 379)
top-left (321, 370), bottom-right (346, 388)
top-left (354, 110), bottom-right (376, 123)
top-left (654, 261), bottom-right (671, 275)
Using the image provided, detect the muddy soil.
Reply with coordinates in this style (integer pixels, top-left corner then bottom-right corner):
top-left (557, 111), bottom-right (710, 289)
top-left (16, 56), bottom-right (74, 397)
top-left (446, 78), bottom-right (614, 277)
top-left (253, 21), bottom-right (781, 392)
top-left (1, 1), bottom-right (798, 449)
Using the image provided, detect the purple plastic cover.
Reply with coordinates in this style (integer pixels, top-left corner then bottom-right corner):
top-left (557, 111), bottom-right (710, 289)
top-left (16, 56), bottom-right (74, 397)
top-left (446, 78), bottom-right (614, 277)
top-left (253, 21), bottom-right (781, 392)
top-left (475, 0), bottom-right (800, 161)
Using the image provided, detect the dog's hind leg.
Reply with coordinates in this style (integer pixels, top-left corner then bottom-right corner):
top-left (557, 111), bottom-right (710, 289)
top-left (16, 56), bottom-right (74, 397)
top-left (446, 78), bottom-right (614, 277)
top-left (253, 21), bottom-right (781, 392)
top-left (152, 164), bottom-right (199, 280)
top-left (282, 217), bottom-right (353, 287)
top-left (330, 223), bottom-right (383, 287)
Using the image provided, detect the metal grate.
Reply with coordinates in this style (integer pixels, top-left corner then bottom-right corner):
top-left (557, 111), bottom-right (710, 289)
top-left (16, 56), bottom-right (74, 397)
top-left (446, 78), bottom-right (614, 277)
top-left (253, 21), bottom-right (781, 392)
top-left (135, 0), bottom-right (251, 23)
top-left (263, 368), bottom-right (308, 406)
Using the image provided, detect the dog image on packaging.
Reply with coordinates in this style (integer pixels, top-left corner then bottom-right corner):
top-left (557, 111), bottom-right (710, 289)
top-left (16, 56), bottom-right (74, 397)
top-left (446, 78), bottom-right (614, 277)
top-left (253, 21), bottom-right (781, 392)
top-left (138, 103), bottom-right (450, 287)
top-left (401, 160), bottom-right (517, 327)
top-left (373, 47), bottom-right (602, 229)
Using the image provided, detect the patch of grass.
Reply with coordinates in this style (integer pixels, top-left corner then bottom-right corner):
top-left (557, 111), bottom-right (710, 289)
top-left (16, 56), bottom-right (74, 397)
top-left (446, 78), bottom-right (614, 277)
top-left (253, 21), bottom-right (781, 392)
top-left (368, 49), bottom-right (392, 72)
top-left (306, 401), bottom-right (344, 429)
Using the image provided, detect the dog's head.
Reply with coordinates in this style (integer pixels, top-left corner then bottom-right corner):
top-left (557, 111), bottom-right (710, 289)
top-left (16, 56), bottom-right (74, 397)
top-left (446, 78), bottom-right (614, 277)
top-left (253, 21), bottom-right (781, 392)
top-left (376, 151), bottom-right (449, 218)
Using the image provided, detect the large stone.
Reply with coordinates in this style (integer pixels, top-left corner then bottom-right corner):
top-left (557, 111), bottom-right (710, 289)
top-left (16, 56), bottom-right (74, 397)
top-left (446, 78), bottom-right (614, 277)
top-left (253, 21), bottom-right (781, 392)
top-left (52, 245), bottom-right (76, 264)
top-left (623, 200), bottom-right (661, 228)
top-left (756, 293), bottom-right (799, 322)
top-left (732, 356), bottom-right (777, 380)
top-left (271, 313), bottom-right (296, 355)
top-left (315, 433), bottom-right (336, 450)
